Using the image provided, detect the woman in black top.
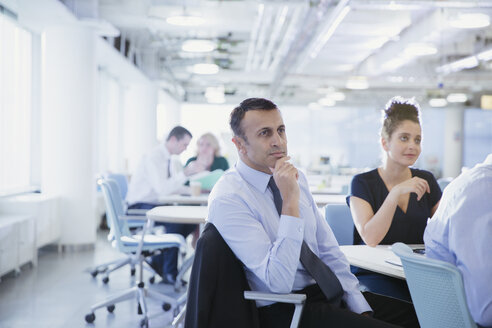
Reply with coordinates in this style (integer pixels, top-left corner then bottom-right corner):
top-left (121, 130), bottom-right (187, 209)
top-left (347, 96), bottom-right (442, 300)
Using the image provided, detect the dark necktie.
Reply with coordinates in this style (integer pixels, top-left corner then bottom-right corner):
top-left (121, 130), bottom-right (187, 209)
top-left (268, 177), bottom-right (344, 305)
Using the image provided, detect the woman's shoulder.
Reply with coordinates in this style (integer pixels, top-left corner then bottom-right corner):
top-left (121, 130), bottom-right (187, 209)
top-left (352, 168), bottom-right (379, 183)
top-left (410, 167), bottom-right (436, 181)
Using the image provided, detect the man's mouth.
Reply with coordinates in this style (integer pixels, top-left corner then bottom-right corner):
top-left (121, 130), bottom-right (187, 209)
top-left (270, 151), bottom-right (286, 158)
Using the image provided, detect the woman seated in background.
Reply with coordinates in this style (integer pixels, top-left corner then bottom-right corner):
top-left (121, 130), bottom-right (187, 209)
top-left (185, 132), bottom-right (229, 173)
top-left (347, 96), bottom-right (442, 300)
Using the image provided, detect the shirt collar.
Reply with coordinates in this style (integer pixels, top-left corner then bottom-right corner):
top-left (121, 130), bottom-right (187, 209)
top-left (236, 158), bottom-right (272, 193)
top-left (159, 143), bottom-right (171, 157)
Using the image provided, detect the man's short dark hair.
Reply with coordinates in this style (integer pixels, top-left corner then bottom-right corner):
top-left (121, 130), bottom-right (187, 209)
top-left (167, 126), bottom-right (192, 141)
top-left (230, 98), bottom-right (278, 139)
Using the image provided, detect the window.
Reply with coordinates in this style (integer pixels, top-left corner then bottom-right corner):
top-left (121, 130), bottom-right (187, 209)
top-left (0, 14), bottom-right (32, 194)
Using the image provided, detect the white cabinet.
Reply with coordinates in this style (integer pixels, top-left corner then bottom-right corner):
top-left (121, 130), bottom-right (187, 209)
top-left (0, 215), bottom-right (35, 277)
top-left (0, 194), bottom-right (60, 248)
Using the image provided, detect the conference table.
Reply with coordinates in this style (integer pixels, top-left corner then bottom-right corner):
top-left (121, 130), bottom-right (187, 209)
top-left (339, 245), bottom-right (408, 279)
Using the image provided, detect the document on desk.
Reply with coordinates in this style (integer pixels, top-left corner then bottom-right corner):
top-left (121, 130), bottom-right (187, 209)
top-left (384, 257), bottom-right (403, 267)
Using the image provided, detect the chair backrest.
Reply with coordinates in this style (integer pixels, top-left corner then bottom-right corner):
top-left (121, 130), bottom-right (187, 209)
top-left (324, 204), bottom-right (354, 245)
top-left (106, 173), bottom-right (129, 200)
top-left (185, 223), bottom-right (260, 328)
top-left (98, 178), bottom-right (132, 252)
top-left (392, 243), bottom-right (477, 328)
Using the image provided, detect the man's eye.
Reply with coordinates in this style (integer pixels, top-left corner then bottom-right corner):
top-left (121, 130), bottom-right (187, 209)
top-left (415, 138), bottom-right (421, 144)
top-left (400, 136), bottom-right (408, 141)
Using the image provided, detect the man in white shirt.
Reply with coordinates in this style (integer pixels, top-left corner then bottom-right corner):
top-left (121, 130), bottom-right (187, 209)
top-left (208, 98), bottom-right (418, 327)
top-left (126, 126), bottom-right (203, 284)
top-left (424, 154), bottom-right (492, 327)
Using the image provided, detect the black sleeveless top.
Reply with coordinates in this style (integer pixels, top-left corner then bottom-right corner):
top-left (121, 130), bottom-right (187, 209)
top-left (347, 168), bottom-right (442, 245)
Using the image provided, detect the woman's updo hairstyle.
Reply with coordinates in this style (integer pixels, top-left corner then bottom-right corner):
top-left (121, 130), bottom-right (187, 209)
top-left (381, 96), bottom-right (421, 140)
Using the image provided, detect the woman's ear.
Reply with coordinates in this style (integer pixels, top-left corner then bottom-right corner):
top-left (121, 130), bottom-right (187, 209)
top-left (381, 137), bottom-right (389, 152)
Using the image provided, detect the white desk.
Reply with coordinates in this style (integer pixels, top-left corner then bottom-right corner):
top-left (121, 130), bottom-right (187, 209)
top-left (146, 205), bottom-right (208, 292)
top-left (312, 194), bottom-right (346, 207)
top-left (340, 245), bottom-right (406, 279)
top-left (159, 194), bottom-right (209, 206)
top-left (146, 206), bottom-right (208, 224)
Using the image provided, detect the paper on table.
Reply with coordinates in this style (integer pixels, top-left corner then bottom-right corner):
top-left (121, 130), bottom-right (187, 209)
top-left (189, 169), bottom-right (224, 191)
top-left (385, 258), bottom-right (403, 267)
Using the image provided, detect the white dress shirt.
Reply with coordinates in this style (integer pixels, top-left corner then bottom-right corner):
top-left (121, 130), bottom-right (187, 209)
top-left (208, 159), bottom-right (371, 313)
top-left (126, 144), bottom-right (187, 205)
top-left (424, 155), bottom-right (492, 327)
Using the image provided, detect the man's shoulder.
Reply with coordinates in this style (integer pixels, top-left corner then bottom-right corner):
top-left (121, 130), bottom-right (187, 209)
top-left (209, 168), bottom-right (247, 200)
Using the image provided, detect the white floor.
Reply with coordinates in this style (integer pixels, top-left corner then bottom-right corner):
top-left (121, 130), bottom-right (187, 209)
top-left (0, 231), bottom-right (187, 328)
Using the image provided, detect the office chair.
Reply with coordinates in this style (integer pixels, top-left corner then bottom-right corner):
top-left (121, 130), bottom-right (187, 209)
top-left (85, 178), bottom-right (186, 327)
top-left (392, 242), bottom-right (477, 328)
top-left (184, 223), bottom-right (306, 328)
top-left (89, 178), bottom-right (157, 284)
top-left (324, 204), bottom-right (354, 245)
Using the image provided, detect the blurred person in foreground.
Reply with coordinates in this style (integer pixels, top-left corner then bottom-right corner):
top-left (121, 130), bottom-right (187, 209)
top-left (424, 153), bottom-right (492, 328)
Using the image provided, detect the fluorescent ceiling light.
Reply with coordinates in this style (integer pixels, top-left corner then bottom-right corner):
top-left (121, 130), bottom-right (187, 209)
top-left (166, 15), bottom-right (205, 26)
top-left (446, 93), bottom-right (468, 103)
top-left (205, 86), bottom-right (225, 104)
top-left (346, 77), bottom-right (369, 90)
top-left (182, 40), bottom-right (215, 53)
top-left (324, 92), bottom-right (346, 101)
top-left (429, 98), bottom-right (447, 107)
top-left (192, 63), bottom-right (219, 75)
top-left (404, 43), bottom-right (437, 57)
top-left (318, 97), bottom-right (336, 107)
top-left (449, 13), bottom-right (490, 29)
top-left (363, 37), bottom-right (390, 49)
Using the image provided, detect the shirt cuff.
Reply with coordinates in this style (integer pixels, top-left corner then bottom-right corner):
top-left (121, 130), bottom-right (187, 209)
top-left (277, 215), bottom-right (304, 241)
top-left (344, 291), bottom-right (372, 314)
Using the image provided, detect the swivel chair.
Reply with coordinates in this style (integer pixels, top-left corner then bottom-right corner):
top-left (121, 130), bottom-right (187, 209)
top-left (89, 178), bottom-right (157, 284)
top-left (85, 178), bottom-right (186, 327)
top-left (392, 242), bottom-right (477, 328)
top-left (324, 204), bottom-right (354, 245)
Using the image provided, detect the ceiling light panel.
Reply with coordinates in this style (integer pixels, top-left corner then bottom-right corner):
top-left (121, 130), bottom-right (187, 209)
top-left (448, 13), bottom-right (490, 29)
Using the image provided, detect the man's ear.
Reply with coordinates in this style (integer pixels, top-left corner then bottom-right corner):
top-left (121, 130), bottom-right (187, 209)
top-left (381, 137), bottom-right (389, 151)
top-left (232, 136), bottom-right (247, 154)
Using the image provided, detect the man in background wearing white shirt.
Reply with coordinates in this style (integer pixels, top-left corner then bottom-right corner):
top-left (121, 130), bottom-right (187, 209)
top-left (424, 154), bottom-right (492, 328)
top-left (126, 126), bottom-right (203, 284)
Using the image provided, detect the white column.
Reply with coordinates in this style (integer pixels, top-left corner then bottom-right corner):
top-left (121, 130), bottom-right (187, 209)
top-left (41, 25), bottom-right (97, 245)
top-left (443, 107), bottom-right (464, 178)
top-left (123, 84), bottom-right (158, 173)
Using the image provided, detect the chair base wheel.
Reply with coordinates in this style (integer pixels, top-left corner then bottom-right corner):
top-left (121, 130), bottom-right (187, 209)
top-left (102, 276), bottom-right (109, 284)
top-left (107, 304), bottom-right (115, 313)
top-left (90, 270), bottom-right (98, 278)
top-left (131, 268), bottom-right (136, 276)
top-left (85, 313), bottom-right (95, 323)
top-left (140, 317), bottom-right (149, 328)
top-left (163, 302), bottom-right (171, 311)
top-left (149, 276), bottom-right (155, 284)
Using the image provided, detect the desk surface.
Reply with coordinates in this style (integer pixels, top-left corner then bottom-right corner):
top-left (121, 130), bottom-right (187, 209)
top-left (146, 205), bottom-right (208, 224)
top-left (340, 245), bottom-right (407, 280)
top-left (159, 194), bottom-right (209, 205)
top-left (312, 194), bottom-right (346, 207)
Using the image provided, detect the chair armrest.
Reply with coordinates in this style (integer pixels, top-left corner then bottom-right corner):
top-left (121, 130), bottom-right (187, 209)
top-left (244, 291), bottom-right (306, 304)
top-left (126, 209), bottom-right (148, 216)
